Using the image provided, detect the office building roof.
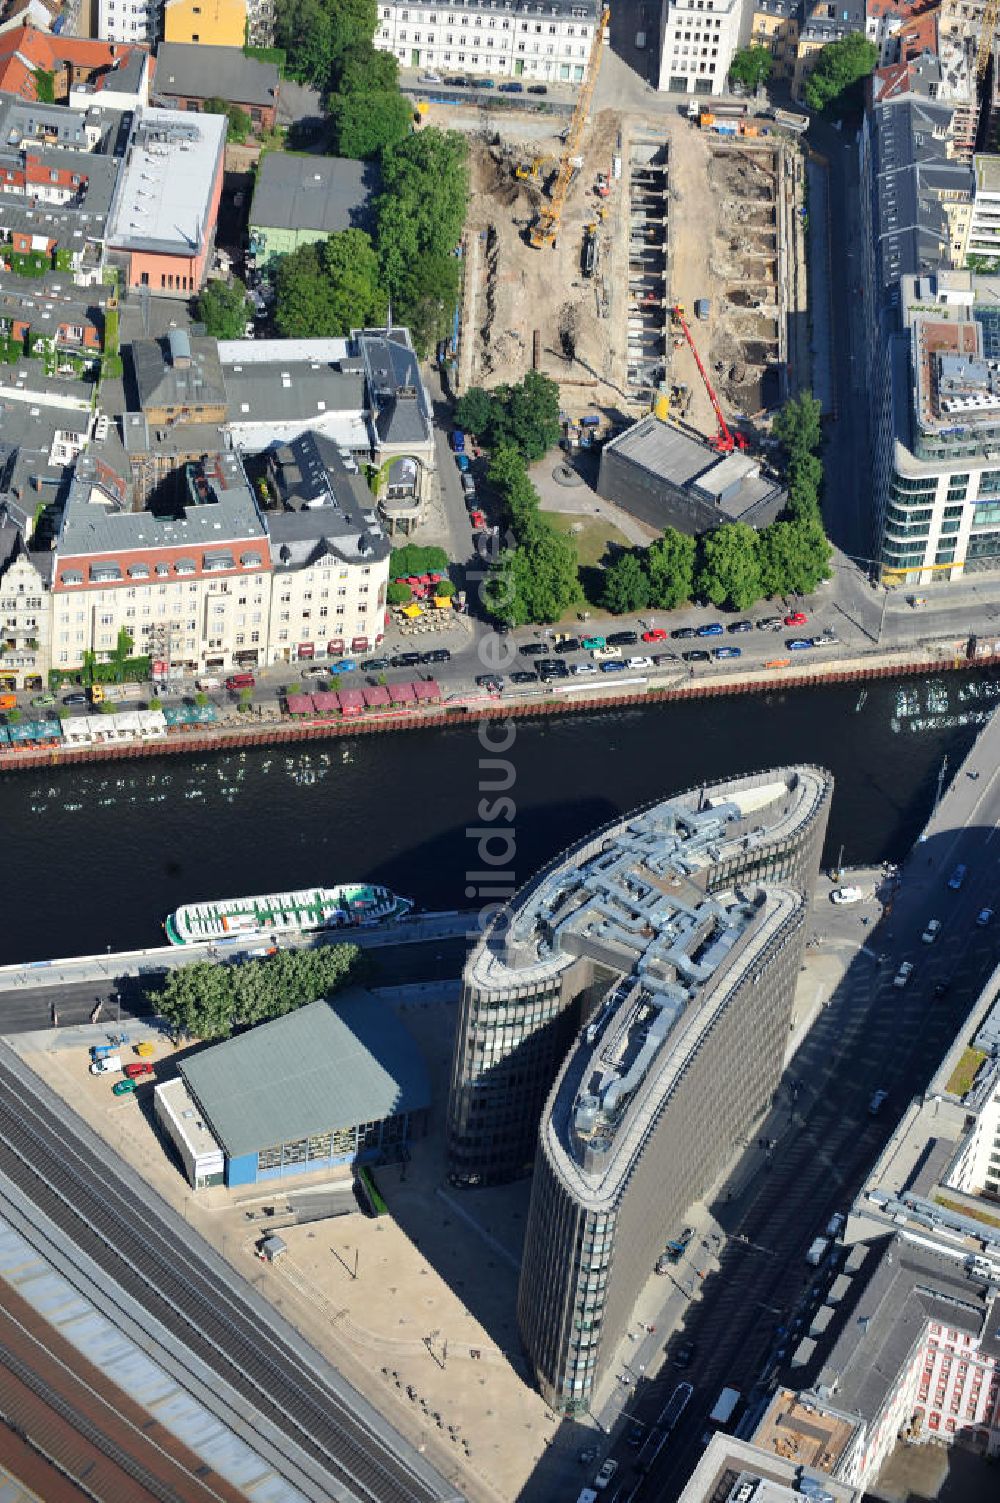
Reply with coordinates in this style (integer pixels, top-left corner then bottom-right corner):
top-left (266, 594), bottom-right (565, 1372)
top-left (678, 1434), bottom-right (860, 1502)
top-left (154, 41), bottom-right (280, 110)
top-left (132, 332), bottom-right (228, 412)
top-left (266, 430), bottom-right (390, 569)
top-left (179, 991), bottom-right (431, 1159)
top-left (106, 107), bottom-right (224, 257)
top-left (249, 152), bottom-right (378, 235)
top-left (603, 415), bottom-right (787, 526)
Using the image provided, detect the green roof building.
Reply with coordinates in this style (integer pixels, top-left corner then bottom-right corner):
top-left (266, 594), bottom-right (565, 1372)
top-left (176, 989), bottom-right (430, 1187)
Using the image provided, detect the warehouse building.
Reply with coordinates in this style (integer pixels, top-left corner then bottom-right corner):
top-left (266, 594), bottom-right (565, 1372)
top-left (172, 991), bottom-right (430, 1188)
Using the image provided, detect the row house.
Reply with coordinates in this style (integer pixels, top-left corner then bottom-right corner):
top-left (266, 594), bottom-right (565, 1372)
top-left (0, 501), bottom-right (50, 691)
top-left (374, 0), bottom-right (600, 85)
top-left (658, 0), bottom-right (744, 98)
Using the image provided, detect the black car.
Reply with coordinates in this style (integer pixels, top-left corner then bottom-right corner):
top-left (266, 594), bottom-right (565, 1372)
top-left (63, 692), bottom-right (87, 706)
top-left (392, 651), bottom-right (422, 667)
top-left (422, 648), bottom-right (452, 663)
top-left (607, 630), bottom-right (638, 646)
top-left (527, 83), bottom-right (548, 95)
top-left (362, 657), bottom-right (390, 671)
top-left (444, 75), bottom-right (467, 86)
top-left (673, 1339), bottom-right (696, 1369)
top-left (519, 642), bottom-right (547, 657)
top-left (728, 620), bottom-right (753, 633)
top-left (498, 80), bottom-right (524, 93)
top-left (626, 1426), bottom-right (644, 1448)
top-left (511, 670), bottom-right (538, 685)
top-left (554, 636), bottom-right (580, 654)
top-left (538, 659), bottom-right (569, 679)
top-left (682, 650), bottom-right (711, 662)
top-left (651, 651), bottom-right (678, 665)
top-left (671, 627), bottom-right (697, 640)
top-left (476, 674), bottom-right (504, 691)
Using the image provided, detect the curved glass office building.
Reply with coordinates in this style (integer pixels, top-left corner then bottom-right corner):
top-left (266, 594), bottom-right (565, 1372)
top-left (447, 767), bottom-right (832, 1191)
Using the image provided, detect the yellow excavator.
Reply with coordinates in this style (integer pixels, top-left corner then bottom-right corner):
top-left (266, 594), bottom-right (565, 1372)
top-left (530, 7), bottom-right (611, 249)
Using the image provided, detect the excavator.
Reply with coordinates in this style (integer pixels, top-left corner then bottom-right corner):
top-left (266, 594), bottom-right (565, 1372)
top-left (530, 7), bottom-right (611, 249)
top-left (670, 305), bottom-right (748, 455)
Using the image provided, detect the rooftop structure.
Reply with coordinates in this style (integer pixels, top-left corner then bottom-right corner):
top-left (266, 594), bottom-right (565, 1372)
top-left (248, 153), bottom-right (378, 270)
top-left (754, 1389), bottom-right (861, 1477)
top-left (449, 768), bottom-right (832, 1190)
top-left (131, 330), bottom-right (228, 419)
top-left (178, 991), bottom-right (431, 1185)
top-left (153, 40), bottom-right (281, 114)
top-left (597, 414), bottom-right (786, 538)
top-left (678, 1434), bottom-right (861, 1502)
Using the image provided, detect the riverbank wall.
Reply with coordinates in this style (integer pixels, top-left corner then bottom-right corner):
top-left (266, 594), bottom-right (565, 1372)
top-left (0, 643), bottom-right (983, 773)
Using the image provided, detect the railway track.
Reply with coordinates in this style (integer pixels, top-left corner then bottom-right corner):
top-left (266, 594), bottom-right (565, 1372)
top-left (0, 1053), bottom-right (456, 1503)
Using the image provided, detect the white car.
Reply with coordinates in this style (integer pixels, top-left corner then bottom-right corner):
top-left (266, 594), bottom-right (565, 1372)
top-left (571, 662), bottom-right (598, 676)
top-left (419, 70), bottom-right (443, 83)
top-left (626, 655), bottom-right (652, 669)
top-left (922, 919), bottom-right (942, 944)
top-left (595, 1459), bottom-right (619, 1490)
top-left (831, 886), bottom-right (864, 905)
top-left (893, 961), bottom-right (914, 989)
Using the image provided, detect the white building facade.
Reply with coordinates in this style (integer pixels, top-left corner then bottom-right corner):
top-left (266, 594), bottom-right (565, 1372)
top-left (97, 0), bottom-right (161, 43)
top-left (374, 0), bottom-right (599, 83)
top-left (657, 0), bottom-right (744, 96)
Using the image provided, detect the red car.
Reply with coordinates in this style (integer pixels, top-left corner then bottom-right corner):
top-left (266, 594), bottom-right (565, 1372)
top-left (784, 611), bottom-right (808, 627)
top-left (642, 628), bottom-right (667, 643)
top-left (124, 1061), bottom-right (154, 1080)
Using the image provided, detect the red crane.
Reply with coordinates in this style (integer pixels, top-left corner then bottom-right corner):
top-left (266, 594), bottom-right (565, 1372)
top-left (671, 305), bottom-right (748, 454)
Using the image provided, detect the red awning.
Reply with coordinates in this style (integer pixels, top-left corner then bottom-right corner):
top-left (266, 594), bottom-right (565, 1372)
top-left (327, 638), bottom-right (345, 655)
top-left (297, 643), bottom-right (315, 659)
top-left (413, 679), bottom-right (441, 702)
top-left (285, 693), bottom-right (315, 715)
top-left (338, 689), bottom-right (365, 715)
top-left (311, 691), bottom-right (340, 713)
top-left (389, 681), bottom-right (416, 704)
top-left (363, 685), bottom-right (391, 708)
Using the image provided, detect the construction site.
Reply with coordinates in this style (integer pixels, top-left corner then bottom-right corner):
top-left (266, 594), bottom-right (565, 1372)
top-left (451, 28), bottom-right (809, 455)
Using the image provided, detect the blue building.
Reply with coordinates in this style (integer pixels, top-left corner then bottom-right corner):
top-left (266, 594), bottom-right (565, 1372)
top-left (175, 990), bottom-right (430, 1188)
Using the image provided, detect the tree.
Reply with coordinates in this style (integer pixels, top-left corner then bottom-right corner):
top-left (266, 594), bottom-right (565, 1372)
top-left (696, 524), bottom-right (763, 610)
top-left (321, 229), bottom-right (387, 329)
top-left (773, 391), bottom-right (822, 466)
top-left (337, 45), bottom-right (400, 95)
top-left (458, 375), bottom-right (561, 461)
top-left (148, 696), bottom-right (162, 712)
top-left (729, 46), bottom-right (773, 92)
top-left (194, 691), bottom-right (209, 709)
top-left (197, 278), bottom-right (252, 340)
top-left (204, 98), bottom-right (253, 143)
top-left (455, 386), bottom-right (498, 439)
top-left (156, 961), bottom-right (235, 1041)
top-left (388, 544), bottom-right (449, 576)
top-left (803, 33), bottom-right (877, 117)
top-left (328, 89), bottom-right (414, 159)
top-left (646, 528), bottom-right (697, 610)
top-left (276, 0), bottom-right (376, 90)
top-left (387, 581), bottom-right (411, 605)
top-left (274, 244), bottom-right (341, 338)
top-left (602, 552), bottom-right (650, 614)
top-left (513, 520), bottom-right (582, 623)
top-left (758, 516), bottom-right (832, 597)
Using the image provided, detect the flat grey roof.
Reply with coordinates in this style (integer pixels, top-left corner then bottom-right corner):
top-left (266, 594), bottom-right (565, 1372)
top-left (605, 414), bottom-right (786, 523)
top-left (107, 108), bottom-right (225, 256)
top-left (154, 42), bottom-right (281, 110)
top-left (249, 153), bottom-right (378, 235)
top-left (179, 991), bottom-right (431, 1159)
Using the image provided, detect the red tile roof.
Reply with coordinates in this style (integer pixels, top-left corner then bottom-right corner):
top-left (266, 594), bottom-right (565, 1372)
top-left (0, 24), bottom-right (146, 103)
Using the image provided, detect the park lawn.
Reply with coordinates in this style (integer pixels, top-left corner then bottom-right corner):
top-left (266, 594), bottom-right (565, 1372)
top-left (546, 511), bottom-right (632, 568)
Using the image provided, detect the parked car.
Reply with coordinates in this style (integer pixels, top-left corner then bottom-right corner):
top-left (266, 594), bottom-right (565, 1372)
top-left (948, 864), bottom-right (968, 890)
top-left (476, 674), bottom-right (503, 691)
top-left (225, 673), bottom-right (255, 691)
top-left (362, 657), bottom-right (390, 671)
top-left (600, 660), bottom-right (629, 673)
top-left (593, 646), bottom-right (622, 661)
top-left (696, 622), bottom-right (724, 637)
top-left (728, 620), bottom-right (753, 633)
top-left (673, 1338), bottom-right (696, 1369)
top-left (921, 919), bottom-right (942, 944)
top-left (538, 659), bottom-right (569, 679)
top-left (671, 627), bottom-right (697, 640)
top-left (112, 1078), bottom-right (137, 1096)
top-left (498, 80), bottom-right (524, 92)
top-left (977, 907), bottom-right (994, 927)
top-left (554, 636), bottom-right (580, 654)
top-left (63, 692), bottom-right (88, 706)
top-left (786, 638), bottom-right (814, 651)
top-left (392, 652), bottom-right (423, 668)
top-left (31, 693), bottom-right (56, 707)
top-left (124, 1062), bottom-right (153, 1080)
top-left (450, 429), bottom-right (465, 453)
top-left (511, 670), bottom-right (538, 685)
top-left (595, 1460), bottom-right (619, 1490)
top-left (444, 74), bottom-right (467, 86)
top-left (625, 655), bottom-right (651, 669)
top-left (784, 611), bottom-right (808, 626)
top-left (461, 474), bottom-right (477, 499)
top-left (333, 658), bottom-right (357, 673)
top-left (527, 83), bottom-right (548, 94)
top-left (520, 643), bottom-right (547, 657)
top-left (607, 631), bottom-right (638, 646)
top-left (831, 886), bottom-right (864, 905)
top-left (642, 628), bottom-right (667, 642)
top-left (455, 452), bottom-right (471, 472)
top-left (713, 646), bottom-right (741, 660)
top-left (893, 961), bottom-right (914, 989)
top-left (422, 648), bottom-right (451, 663)
top-left (651, 652), bottom-right (678, 665)
top-left (419, 70), bottom-right (443, 83)
top-left (683, 650), bottom-right (711, 662)
top-left (571, 661), bottom-right (598, 675)
top-left (302, 666), bottom-right (329, 678)
top-left (756, 616), bottom-right (784, 631)
top-left (582, 636), bottom-right (607, 651)
top-left (626, 1426), bottom-right (644, 1448)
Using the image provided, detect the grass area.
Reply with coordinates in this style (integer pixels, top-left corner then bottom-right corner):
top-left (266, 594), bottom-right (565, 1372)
top-left (546, 511), bottom-right (632, 609)
top-left (934, 1195), bottom-right (1000, 1231)
top-left (945, 1046), bottom-right (987, 1098)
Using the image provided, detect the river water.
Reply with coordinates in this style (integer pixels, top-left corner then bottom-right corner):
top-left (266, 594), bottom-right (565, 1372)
top-left (6, 669), bottom-right (999, 965)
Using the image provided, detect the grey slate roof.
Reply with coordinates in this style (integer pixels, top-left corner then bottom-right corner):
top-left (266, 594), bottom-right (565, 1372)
top-left (358, 328), bottom-right (433, 447)
top-left (179, 991), bottom-right (431, 1159)
top-left (154, 42), bottom-right (280, 110)
top-left (132, 335), bottom-right (228, 412)
top-left (266, 431), bottom-right (390, 569)
top-left (249, 153), bottom-right (378, 236)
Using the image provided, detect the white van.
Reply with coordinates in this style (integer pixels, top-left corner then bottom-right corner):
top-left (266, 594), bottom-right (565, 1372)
top-left (196, 677), bottom-right (221, 691)
top-left (89, 1054), bottom-right (121, 1075)
top-left (635, 30), bottom-right (646, 48)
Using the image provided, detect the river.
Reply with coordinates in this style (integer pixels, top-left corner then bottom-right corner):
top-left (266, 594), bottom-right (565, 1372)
top-left (6, 668), bottom-right (999, 965)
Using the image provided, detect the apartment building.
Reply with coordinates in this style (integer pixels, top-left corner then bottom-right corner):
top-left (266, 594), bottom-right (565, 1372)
top-left (793, 0), bottom-right (865, 99)
top-left (749, 0), bottom-right (800, 84)
top-left (0, 503), bottom-right (50, 691)
top-left (968, 154), bottom-right (1000, 263)
top-left (374, 0), bottom-right (600, 84)
top-left (97, 0), bottom-right (160, 42)
top-left (163, 0), bottom-right (245, 44)
top-left (657, 0), bottom-right (744, 97)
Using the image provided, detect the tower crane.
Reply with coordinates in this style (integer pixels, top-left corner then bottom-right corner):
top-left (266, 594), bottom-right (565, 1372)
top-left (670, 305), bottom-right (748, 454)
top-left (530, 7), bottom-right (610, 250)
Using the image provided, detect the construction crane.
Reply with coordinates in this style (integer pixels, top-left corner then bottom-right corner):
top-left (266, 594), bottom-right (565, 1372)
top-left (671, 305), bottom-right (748, 454)
top-left (530, 7), bottom-right (611, 249)
top-left (976, 0), bottom-right (1000, 84)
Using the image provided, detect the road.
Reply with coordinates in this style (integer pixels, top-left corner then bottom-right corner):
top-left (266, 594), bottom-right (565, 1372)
top-left (592, 717), bottom-right (1000, 1500)
top-left (0, 1049), bottom-right (462, 1503)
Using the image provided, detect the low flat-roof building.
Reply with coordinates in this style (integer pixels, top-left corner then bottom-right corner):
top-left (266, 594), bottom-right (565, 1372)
top-left (153, 41), bottom-right (281, 132)
top-left (597, 414), bottom-right (787, 537)
top-left (678, 1434), bottom-right (861, 1502)
top-left (248, 153), bottom-right (378, 271)
top-left (105, 108), bottom-right (226, 295)
top-left (178, 991), bottom-right (431, 1187)
top-left (153, 1075), bottom-right (226, 1188)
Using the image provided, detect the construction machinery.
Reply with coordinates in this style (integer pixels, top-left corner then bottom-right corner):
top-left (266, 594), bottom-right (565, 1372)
top-left (516, 155), bottom-right (549, 183)
top-left (530, 7), bottom-right (611, 248)
top-left (581, 222), bottom-right (598, 277)
top-left (670, 305), bottom-right (749, 454)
